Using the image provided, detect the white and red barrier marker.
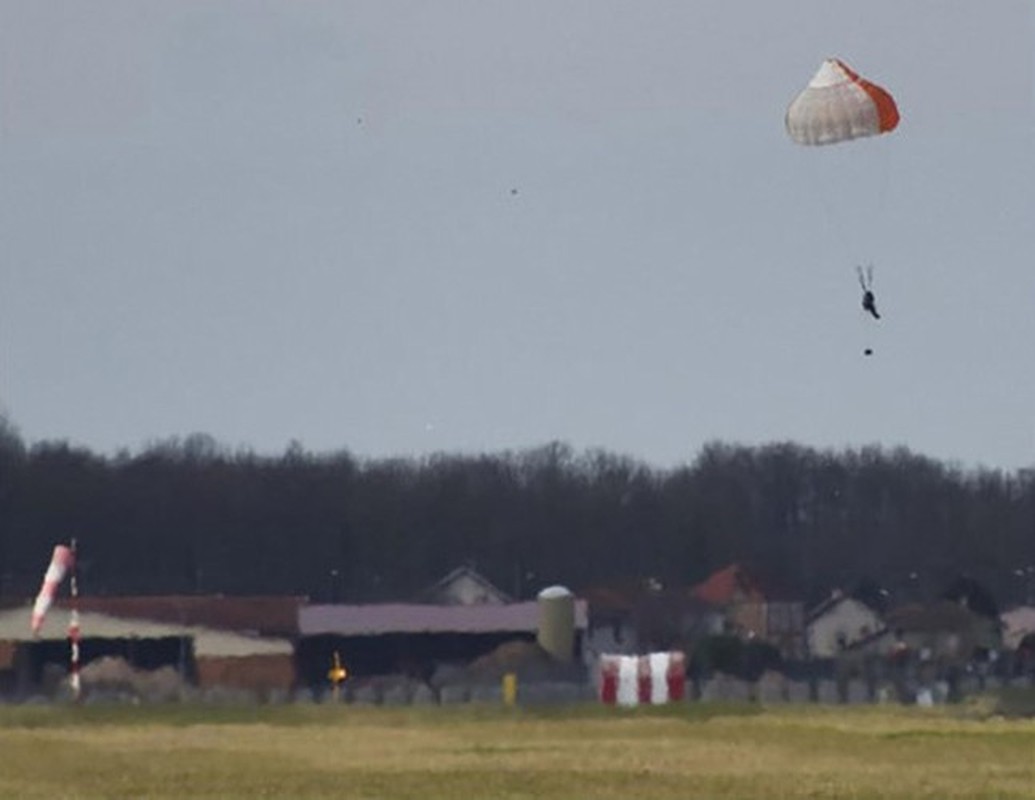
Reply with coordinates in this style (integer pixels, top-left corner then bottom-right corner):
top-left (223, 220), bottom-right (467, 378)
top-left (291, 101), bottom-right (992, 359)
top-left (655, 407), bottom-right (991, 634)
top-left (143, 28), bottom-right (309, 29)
top-left (598, 652), bottom-right (686, 706)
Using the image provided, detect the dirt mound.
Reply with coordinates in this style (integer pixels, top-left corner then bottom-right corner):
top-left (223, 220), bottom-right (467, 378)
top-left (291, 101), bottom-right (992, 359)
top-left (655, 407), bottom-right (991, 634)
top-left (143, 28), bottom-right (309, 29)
top-left (466, 639), bottom-right (585, 684)
top-left (80, 656), bottom-right (187, 701)
top-left (468, 640), bottom-right (552, 675)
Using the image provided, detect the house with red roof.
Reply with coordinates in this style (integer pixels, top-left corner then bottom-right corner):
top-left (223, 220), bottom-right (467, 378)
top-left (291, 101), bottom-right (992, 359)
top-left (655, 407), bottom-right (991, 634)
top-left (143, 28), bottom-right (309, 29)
top-left (691, 564), bottom-right (805, 658)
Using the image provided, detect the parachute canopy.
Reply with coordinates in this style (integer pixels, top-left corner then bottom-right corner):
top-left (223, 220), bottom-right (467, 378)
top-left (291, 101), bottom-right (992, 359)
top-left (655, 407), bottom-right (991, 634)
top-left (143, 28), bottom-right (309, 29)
top-left (786, 59), bottom-right (899, 146)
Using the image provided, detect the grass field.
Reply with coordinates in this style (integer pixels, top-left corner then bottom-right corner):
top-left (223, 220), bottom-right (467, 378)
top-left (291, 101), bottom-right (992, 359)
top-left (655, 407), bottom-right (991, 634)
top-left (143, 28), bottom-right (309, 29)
top-left (0, 702), bottom-right (1033, 800)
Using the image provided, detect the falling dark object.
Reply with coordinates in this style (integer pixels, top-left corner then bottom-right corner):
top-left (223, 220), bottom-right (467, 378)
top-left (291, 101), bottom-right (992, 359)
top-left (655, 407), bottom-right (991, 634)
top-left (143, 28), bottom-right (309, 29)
top-left (864, 348), bottom-right (873, 356)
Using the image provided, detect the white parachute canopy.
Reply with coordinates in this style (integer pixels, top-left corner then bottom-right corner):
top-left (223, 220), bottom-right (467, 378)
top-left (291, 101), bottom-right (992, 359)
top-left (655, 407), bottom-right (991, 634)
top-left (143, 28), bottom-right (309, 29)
top-left (786, 59), bottom-right (899, 146)
top-left (31, 544), bottom-right (74, 636)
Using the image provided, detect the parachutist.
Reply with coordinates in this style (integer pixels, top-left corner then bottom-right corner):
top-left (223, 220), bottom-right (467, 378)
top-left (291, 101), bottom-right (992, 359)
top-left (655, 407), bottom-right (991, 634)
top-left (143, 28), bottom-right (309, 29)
top-left (857, 265), bottom-right (880, 320)
top-left (862, 290), bottom-right (880, 319)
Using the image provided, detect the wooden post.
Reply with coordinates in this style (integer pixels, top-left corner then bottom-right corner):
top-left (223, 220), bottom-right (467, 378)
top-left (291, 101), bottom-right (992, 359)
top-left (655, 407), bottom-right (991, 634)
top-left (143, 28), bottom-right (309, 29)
top-left (68, 538), bottom-right (81, 703)
top-left (502, 672), bottom-right (517, 706)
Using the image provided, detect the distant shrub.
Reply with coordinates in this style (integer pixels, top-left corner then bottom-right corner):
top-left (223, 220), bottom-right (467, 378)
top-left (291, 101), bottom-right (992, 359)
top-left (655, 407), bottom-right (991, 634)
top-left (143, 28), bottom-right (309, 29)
top-left (690, 635), bottom-right (782, 682)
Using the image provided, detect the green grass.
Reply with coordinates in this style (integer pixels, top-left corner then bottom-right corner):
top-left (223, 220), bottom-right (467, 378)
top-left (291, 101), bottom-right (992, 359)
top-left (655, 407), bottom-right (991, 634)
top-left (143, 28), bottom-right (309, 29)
top-left (0, 703), bottom-right (1032, 799)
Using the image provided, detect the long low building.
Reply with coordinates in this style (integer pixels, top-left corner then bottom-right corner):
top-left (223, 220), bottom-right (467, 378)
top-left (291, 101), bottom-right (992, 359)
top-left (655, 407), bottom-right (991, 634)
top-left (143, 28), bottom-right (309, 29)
top-left (296, 599), bottom-right (589, 685)
top-left (0, 603), bottom-right (295, 697)
top-left (0, 587), bottom-right (592, 697)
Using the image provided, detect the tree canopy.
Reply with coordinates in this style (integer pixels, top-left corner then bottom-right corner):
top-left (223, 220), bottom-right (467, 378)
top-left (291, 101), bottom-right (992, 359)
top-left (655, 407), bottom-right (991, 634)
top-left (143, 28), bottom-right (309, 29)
top-left (0, 422), bottom-right (1031, 609)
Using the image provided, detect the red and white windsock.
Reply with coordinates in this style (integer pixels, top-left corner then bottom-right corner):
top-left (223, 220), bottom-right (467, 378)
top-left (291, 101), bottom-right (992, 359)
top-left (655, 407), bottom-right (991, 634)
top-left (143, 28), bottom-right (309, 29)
top-left (786, 58), bottom-right (899, 146)
top-left (31, 544), bottom-right (74, 636)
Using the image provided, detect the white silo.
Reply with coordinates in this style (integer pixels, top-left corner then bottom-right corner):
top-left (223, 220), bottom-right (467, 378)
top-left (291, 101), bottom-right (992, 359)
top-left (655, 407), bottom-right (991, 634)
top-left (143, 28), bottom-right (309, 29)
top-left (536, 585), bottom-right (575, 663)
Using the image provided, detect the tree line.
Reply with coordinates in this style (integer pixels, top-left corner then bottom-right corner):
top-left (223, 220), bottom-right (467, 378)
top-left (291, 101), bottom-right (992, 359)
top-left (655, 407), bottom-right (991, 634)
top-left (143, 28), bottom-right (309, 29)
top-left (0, 417), bottom-right (1032, 609)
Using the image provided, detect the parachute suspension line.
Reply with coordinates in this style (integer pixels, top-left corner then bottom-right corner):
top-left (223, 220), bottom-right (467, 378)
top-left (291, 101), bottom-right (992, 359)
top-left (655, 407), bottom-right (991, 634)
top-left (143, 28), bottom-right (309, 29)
top-left (816, 144), bottom-right (896, 267)
top-left (869, 136), bottom-right (897, 262)
top-left (798, 150), bottom-right (859, 264)
top-left (856, 264), bottom-right (875, 292)
top-left (818, 167), bottom-right (854, 261)
top-left (785, 58), bottom-right (901, 268)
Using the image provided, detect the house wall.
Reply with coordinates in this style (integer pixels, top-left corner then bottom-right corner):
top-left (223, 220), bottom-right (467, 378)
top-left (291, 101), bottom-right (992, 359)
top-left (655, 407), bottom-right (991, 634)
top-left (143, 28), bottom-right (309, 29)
top-left (583, 620), bottom-right (639, 667)
top-left (0, 641), bottom-right (15, 670)
top-left (808, 600), bottom-right (884, 658)
top-left (766, 601), bottom-right (807, 658)
top-left (0, 641), bottom-right (18, 696)
top-left (730, 602), bottom-right (767, 639)
top-left (1001, 606), bottom-right (1035, 650)
top-left (727, 602), bottom-right (805, 657)
top-left (196, 654), bottom-right (295, 693)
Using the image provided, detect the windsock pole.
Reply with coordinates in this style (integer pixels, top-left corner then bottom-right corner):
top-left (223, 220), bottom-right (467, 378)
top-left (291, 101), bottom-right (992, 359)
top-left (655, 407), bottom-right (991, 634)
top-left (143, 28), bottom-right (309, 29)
top-left (68, 538), bottom-right (81, 702)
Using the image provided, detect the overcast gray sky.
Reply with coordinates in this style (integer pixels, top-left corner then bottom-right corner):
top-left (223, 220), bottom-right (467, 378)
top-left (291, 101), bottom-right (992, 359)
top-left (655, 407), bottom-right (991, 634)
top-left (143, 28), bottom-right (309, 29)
top-left (1, 1), bottom-right (1033, 470)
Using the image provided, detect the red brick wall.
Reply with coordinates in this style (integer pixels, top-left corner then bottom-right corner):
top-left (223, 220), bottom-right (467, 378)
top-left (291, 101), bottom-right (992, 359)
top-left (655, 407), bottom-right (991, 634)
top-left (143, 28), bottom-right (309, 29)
top-left (0, 641), bottom-right (16, 669)
top-left (196, 654), bottom-right (295, 692)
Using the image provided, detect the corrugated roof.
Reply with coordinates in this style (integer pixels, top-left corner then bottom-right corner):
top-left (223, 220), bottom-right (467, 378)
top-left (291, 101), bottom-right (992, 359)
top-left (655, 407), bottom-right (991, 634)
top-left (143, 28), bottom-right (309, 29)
top-left (299, 600), bottom-right (588, 636)
top-left (51, 595), bottom-right (303, 637)
top-left (0, 605), bottom-right (292, 658)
